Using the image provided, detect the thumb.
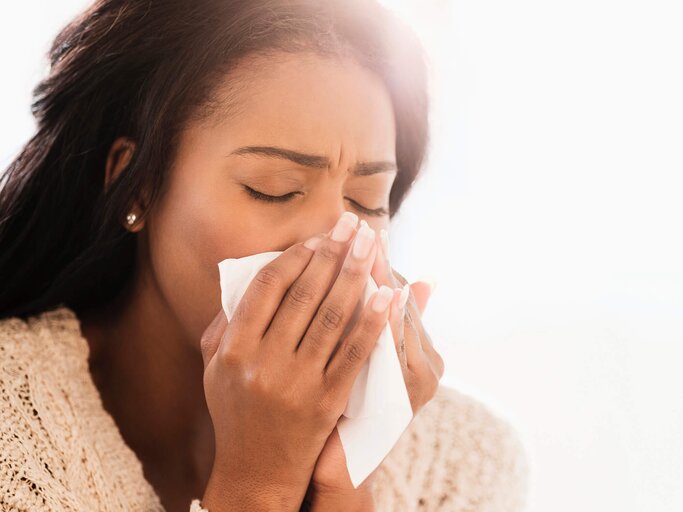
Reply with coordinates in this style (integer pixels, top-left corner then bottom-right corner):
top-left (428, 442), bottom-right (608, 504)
top-left (410, 280), bottom-right (436, 315)
top-left (200, 308), bottom-right (228, 370)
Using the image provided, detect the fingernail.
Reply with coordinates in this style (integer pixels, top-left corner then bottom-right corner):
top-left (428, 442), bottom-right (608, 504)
top-left (372, 285), bottom-right (394, 313)
top-left (331, 211), bottom-right (359, 242)
top-left (304, 236), bottom-right (322, 250)
top-left (352, 222), bottom-right (375, 259)
top-left (398, 283), bottom-right (410, 309)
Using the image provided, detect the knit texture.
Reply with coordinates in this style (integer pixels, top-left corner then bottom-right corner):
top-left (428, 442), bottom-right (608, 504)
top-left (0, 306), bottom-right (529, 511)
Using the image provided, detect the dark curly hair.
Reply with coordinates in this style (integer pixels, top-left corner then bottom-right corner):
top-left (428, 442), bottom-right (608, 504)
top-left (0, 0), bottom-right (430, 320)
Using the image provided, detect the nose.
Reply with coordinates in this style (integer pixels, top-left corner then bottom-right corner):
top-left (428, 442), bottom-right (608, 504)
top-left (302, 208), bottom-right (359, 243)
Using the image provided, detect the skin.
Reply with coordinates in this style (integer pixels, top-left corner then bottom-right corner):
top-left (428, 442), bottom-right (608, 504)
top-left (79, 51), bottom-right (444, 512)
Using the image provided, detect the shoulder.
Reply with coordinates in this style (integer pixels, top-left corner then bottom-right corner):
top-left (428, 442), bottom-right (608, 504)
top-left (0, 305), bottom-right (91, 414)
top-left (0, 305), bottom-right (87, 363)
top-left (372, 384), bottom-right (529, 512)
top-left (0, 305), bottom-right (164, 511)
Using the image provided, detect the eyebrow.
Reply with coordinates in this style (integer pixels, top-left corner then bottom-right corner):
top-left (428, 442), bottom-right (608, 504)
top-left (229, 145), bottom-right (397, 176)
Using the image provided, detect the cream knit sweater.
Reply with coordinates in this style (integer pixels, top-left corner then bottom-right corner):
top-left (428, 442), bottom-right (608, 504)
top-left (0, 306), bottom-right (529, 511)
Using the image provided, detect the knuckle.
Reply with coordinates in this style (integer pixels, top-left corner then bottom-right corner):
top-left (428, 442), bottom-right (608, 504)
top-left (287, 281), bottom-right (316, 310)
top-left (231, 299), bottom-right (250, 326)
top-left (343, 341), bottom-right (366, 365)
top-left (361, 307), bottom-right (386, 331)
top-left (338, 264), bottom-right (364, 283)
top-left (316, 393), bottom-right (340, 421)
top-left (200, 336), bottom-right (219, 363)
top-left (242, 369), bottom-right (270, 394)
top-left (200, 331), bottom-right (216, 352)
top-left (218, 343), bottom-right (242, 367)
top-left (316, 242), bottom-right (340, 263)
top-left (318, 302), bottom-right (344, 331)
top-left (254, 266), bottom-right (282, 289)
top-left (293, 242), bottom-right (315, 259)
top-left (303, 330), bottom-right (325, 353)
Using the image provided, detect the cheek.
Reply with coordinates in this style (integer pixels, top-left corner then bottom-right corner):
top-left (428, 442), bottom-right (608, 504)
top-left (146, 174), bottom-right (284, 340)
top-left (144, 176), bottom-right (244, 339)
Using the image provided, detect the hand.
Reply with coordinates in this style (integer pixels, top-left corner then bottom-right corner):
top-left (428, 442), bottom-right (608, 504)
top-left (309, 222), bottom-right (444, 496)
top-left (198, 212), bottom-right (395, 512)
top-left (301, 430), bottom-right (376, 511)
top-left (308, 426), bottom-right (376, 496)
top-left (371, 224), bottom-right (445, 411)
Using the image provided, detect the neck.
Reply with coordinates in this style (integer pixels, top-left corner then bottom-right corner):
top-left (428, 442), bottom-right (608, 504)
top-left (78, 263), bottom-right (215, 495)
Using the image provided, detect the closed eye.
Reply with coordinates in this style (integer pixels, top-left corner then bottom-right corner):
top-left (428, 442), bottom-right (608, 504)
top-left (242, 185), bottom-right (300, 203)
top-left (345, 198), bottom-right (389, 217)
top-left (242, 185), bottom-right (389, 217)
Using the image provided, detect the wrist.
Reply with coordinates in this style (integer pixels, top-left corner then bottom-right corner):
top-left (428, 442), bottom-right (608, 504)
top-left (203, 470), bottom-right (305, 512)
top-left (305, 486), bottom-right (375, 512)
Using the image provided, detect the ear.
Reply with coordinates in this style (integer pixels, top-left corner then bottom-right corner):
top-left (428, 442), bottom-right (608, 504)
top-left (104, 136), bottom-right (136, 191)
top-left (105, 137), bottom-right (150, 231)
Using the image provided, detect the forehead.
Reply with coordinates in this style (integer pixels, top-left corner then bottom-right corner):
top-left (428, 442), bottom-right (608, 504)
top-left (205, 51), bottom-right (397, 162)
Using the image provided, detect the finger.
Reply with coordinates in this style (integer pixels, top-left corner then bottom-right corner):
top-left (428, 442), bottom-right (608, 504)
top-left (390, 268), bottom-right (409, 287)
top-left (227, 235), bottom-right (321, 348)
top-left (428, 345), bottom-right (446, 379)
top-left (323, 285), bottom-right (394, 403)
top-left (404, 288), bottom-right (433, 351)
top-left (403, 305), bottom-right (427, 372)
top-left (368, 227), bottom-right (406, 353)
top-left (369, 226), bottom-right (399, 290)
top-left (263, 211), bottom-right (360, 354)
top-left (367, 240), bottom-right (440, 377)
top-left (200, 308), bottom-right (228, 370)
top-left (401, 309), bottom-right (440, 412)
top-left (409, 281), bottom-right (433, 315)
top-left (404, 297), bottom-right (445, 378)
top-left (415, 323), bottom-right (445, 378)
top-left (295, 222), bottom-right (379, 366)
top-left (388, 288), bottom-right (407, 369)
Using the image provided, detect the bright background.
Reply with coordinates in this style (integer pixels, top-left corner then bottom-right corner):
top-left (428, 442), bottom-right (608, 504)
top-left (2, 2), bottom-right (682, 511)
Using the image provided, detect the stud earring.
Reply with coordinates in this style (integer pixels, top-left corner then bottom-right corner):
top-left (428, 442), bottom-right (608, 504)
top-left (126, 212), bottom-right (137, 226)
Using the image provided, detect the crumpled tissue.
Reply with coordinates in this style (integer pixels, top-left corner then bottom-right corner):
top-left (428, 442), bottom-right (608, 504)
top-left (217, 250), bottom-right (413, 487)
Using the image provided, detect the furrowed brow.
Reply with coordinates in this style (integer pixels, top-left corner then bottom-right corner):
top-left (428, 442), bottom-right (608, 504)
top-left (229, 145), bottom-right (397, 176)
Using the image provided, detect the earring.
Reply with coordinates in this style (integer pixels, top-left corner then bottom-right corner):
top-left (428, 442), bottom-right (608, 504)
top-left (126, 212), bottom-right (137, 226)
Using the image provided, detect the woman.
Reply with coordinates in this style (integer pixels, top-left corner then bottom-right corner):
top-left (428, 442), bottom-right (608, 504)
top-left (0, 0), bottom-right (528, 510)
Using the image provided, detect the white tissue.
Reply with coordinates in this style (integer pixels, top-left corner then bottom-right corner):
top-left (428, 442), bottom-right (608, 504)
top-left (217, 251), bottom-right (413, 488)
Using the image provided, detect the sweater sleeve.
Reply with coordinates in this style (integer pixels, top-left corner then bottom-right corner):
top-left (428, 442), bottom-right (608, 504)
top-left (190, 498), bottom-right (209, 511)
top-left (370, 384), bottom-right (530, 511)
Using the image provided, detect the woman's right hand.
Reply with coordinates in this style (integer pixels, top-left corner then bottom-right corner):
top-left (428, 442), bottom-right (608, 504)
top-left (198, 212), bottom-right (396, 512)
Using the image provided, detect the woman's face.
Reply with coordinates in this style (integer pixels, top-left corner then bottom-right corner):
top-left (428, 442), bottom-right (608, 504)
top-left (141, 51), bottom-right (397, 344)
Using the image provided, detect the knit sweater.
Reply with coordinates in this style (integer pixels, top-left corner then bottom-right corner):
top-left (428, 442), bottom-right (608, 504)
top-left (0, 306), bottom-right (529, 511)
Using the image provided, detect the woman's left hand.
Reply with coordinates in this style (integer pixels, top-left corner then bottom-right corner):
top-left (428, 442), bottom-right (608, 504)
top-left (306, 224), bottom-right (445, 503)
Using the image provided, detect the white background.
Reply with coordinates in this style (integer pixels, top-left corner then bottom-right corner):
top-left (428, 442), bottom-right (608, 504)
top-left (2, 2), bottom-right (682, 511)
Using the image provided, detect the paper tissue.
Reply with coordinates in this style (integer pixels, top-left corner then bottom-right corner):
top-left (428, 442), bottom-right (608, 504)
top-left (217, 250), bottom-right (414, 488)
